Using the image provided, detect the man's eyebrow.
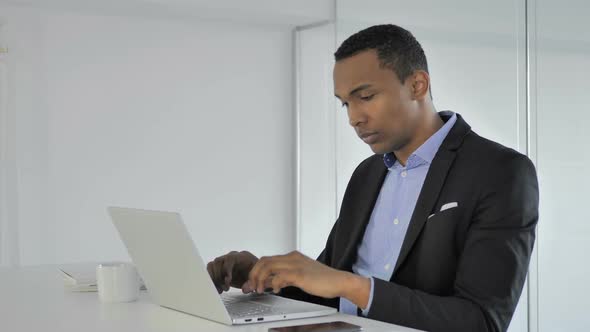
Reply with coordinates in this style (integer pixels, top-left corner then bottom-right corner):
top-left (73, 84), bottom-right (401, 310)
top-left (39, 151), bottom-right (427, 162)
top-left (334, 84), bottom-right (373, 100)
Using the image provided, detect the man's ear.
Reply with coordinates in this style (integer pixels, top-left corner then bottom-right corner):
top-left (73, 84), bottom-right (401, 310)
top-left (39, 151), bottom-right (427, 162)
top-left (411, 70), bottom-right (430, 100)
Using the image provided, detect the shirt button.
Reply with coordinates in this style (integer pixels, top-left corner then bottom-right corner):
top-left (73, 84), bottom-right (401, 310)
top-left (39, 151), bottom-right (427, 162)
top-left (384, 263), bottom-right (391, 270)
top-left (393, 218), bottom-right (399, 225)
top-left (401, 171), bottom-right (407, 177)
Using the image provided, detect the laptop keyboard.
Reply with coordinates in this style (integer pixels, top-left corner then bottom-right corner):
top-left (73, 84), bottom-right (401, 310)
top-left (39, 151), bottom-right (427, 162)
top-left (222, 296), bottom-right (284, 318)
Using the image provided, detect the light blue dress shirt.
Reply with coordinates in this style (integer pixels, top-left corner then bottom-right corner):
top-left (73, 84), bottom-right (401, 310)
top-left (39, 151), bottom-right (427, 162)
top-left (339, 112), bottom-right (457, 316)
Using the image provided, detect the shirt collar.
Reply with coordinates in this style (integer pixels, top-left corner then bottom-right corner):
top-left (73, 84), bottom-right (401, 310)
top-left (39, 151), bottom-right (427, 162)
top-left (383, 112), bottom-right (458, 169)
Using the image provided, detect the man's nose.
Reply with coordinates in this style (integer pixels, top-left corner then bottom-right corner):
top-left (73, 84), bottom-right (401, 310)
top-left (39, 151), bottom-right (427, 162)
top-left (348, 106), bottom-right (366, 127)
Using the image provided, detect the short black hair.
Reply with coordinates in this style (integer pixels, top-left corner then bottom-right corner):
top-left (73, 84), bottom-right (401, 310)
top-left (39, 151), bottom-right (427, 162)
top-left (335, 24), bottom-right (430, 86)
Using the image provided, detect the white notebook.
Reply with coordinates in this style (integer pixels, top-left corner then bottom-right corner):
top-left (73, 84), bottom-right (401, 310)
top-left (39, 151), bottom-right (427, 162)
top-left (59, 262), bottom-right (146, 292)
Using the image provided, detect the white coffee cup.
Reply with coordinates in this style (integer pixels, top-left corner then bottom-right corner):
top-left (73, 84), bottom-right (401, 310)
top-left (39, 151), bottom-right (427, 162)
top-left (96, 262), bottom-right (140, 303)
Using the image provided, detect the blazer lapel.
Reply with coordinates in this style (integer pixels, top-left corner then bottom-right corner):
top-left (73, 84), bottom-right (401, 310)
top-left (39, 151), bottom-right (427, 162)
top-left (336, 158), bottom-right (388, 271)
top-left (392, 112), bottom-right (471, 276)
top-left (391, 149), bottom-right (456, 275)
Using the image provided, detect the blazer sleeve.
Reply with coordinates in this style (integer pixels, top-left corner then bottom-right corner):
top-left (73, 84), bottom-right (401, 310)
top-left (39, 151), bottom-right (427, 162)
top-left (366, 154), bottom-right (539, 332)
top-left (277, 217), bottom-right (341, 309)
top-left (278, 156), bottom-right (380, 309)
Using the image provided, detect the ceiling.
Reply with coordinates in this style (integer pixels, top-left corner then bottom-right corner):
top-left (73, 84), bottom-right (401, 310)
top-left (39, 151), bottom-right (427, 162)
top-left (0, 0), bottom-right (335, 27)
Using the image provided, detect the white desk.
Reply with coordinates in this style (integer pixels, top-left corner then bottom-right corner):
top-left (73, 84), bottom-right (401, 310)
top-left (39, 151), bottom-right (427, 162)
top-left (0, 266), bottom-right (421, 332)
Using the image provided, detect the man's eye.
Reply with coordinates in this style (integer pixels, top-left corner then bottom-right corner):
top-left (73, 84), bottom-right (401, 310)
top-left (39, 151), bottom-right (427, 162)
top-left (341, 102), bottom-right (349, 109)
top-left (360, 94), bottom-right (375, 101)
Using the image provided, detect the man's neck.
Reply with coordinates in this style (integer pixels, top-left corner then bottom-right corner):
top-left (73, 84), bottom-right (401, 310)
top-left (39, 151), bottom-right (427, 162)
top-left (394, 110), bottom-right (444, 166)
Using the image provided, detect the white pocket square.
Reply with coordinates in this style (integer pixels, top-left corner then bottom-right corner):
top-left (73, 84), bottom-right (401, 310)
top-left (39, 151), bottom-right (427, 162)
top-left (428, 202), bottom-right (459, 220)
top-left (440, 202), bottom-right (458, 212)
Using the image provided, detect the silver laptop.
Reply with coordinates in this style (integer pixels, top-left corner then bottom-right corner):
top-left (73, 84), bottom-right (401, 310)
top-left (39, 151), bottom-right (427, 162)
top-left (108, 207), bottom-right (337, 325)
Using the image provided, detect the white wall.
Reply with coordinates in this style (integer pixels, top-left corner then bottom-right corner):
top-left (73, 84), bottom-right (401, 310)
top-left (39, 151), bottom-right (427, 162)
top-left (536, 0), bottom-right (590, 330)
top-left (0, 5), bottom-right (296, 266)
top-left (296, 23), bottom-right (337, 259)
top-left (0, 19), bottom-right (15, 266)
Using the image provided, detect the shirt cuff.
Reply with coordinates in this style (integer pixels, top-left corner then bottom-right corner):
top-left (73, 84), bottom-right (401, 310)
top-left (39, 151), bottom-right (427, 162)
top-left (361, 277), bottom-right (375, 316)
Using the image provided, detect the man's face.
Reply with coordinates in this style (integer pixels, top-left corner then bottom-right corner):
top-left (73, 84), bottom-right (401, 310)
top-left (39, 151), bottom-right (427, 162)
top-left (333, 50), bottom-right (420, 154)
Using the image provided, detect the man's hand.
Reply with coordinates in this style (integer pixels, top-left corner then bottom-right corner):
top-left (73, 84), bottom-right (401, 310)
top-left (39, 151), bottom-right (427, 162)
top-left (206, 251), bottom-right (258, 294)
top-left (245, 251), bottom-right (371, 308)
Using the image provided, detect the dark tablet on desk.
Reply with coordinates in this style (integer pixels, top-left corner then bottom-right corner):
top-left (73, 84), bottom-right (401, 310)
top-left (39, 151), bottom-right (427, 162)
top-left (268, 321), bottom-right (362, 332)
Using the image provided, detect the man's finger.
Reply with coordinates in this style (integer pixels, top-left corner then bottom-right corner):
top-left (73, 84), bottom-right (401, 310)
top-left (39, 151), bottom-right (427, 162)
top-left (252, 258), bottom-right (297, 293)
top-left (247, 256), bottom-right (266, 281)
top-left (207, 261), bottom-right (215, 279)
top-left (268, 269), bottom-right (298, 293)
top-left (222, 259), bottom-right (234, 291)
top-left (223, 276), bottom-right (231, 292)
top-left (255, 266), bottom-right (276, 293)
top-left (241, 280), bottom-right (254, 294)
top-left (252, 258), bottom-right (276, 293)
top-left (213, 257), bottom-right (226, 291)
top-left (248, 256), bottom-right (268, 292)
top-left (207, 261), bottom-right (222, 287)
top-left (271, 274), bottom-right (284, 294)
top-left (263, 276), bottom-right (273, 288)
top-left (207, 262), bottom-right (221, 293)
top-left (272, 269), bottom-right (297, 292)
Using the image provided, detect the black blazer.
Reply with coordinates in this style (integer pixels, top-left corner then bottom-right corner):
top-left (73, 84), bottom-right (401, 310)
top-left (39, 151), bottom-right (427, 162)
top-left (281, 111), bottom-right (539, 332)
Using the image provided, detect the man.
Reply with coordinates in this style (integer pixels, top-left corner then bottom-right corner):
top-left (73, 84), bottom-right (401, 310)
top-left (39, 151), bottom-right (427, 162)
top-left (207, 24), bottom-right (538, 332)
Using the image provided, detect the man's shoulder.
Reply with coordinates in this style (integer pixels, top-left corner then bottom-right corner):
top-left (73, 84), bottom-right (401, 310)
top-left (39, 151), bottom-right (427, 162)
top-left (460, 131), bottom-right (535, 174)
top-left (348, 130), bottom-right (536, 179)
